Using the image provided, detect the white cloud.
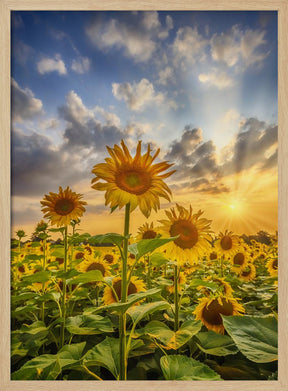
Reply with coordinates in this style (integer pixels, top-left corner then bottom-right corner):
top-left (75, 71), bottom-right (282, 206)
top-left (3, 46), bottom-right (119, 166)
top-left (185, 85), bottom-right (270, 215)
top-left (198, 70), bottom-right (235, 89)
top-left (11, 79), bottom-right (43, 122)
top-left (158, 66), bottom-right (173, 85)
top-left (86, 12), bottom-right (172, 63)
top-left (172, 27), bottom-right (208, 67)
top-left (112, 78), bottom-right (165, 111)
top-left (37, 54), bottom-right (67, 75)
top-left (94, 106), bottom-right (121, 127)
top-left (211, 26), bottom-right (268, 68)
top-left (71, 57), bottom-right (90, 74)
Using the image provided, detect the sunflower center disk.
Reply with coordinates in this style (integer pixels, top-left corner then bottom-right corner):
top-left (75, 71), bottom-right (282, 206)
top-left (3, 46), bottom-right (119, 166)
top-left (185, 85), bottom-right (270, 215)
top-left (241, 267), bottom-right (251, 277)
top-left (272, 259), bottom-right (278, 269)
top-left (113, 280), bottom-right (137, 300)
top-left (86, 262), bottom-right (105, 275)
top-left (233, 253), bottom-right (245, 265)
top-left (54, 199), bottom-right (75, 216)
top-left (116, 169), bottom-right (152, 195)
top-left (142, 230), bottom-right (157, 239)
top-left (170, 220), bottom-right (198, 249)
top-left (220, 235), bottom-right (233, 250)
top-left (202, 299), bottom-right (234, 325)
top-left (104, 254), bottom-right (114, 264)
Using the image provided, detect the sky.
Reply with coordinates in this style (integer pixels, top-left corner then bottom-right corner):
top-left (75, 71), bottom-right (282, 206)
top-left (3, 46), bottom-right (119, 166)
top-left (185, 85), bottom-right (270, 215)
top-left (11, 10), bottom-right (278, 238)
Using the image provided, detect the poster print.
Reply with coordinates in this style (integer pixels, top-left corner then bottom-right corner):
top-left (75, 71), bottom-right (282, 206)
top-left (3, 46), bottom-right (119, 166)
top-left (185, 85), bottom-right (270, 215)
top-left (11, 10), bottom-right (278, 381)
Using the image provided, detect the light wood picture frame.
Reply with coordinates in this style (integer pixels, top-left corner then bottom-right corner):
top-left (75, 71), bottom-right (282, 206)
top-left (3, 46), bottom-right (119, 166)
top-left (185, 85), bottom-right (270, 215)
top-left (1, 1), bottom-right (287, 390)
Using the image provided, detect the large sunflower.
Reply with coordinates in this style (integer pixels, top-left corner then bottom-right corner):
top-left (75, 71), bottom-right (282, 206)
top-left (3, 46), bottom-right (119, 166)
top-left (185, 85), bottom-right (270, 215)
top-left (91, 140), bottom-right (175, 218)
top-left (41, 186), bottom-right (86, 227)
top-left (215, 230), bottom-right (240, 258)
top-left (102, 276), bottom-right (146, 305)
top-left (194, 294), bottom-right (245, 334)
top-left (266, 258), bottom-right (278, 277)
top-left (159, 204), bottom-right (212, 265)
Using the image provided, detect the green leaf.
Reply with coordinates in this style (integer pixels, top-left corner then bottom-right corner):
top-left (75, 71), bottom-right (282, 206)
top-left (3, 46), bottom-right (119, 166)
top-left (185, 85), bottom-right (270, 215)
top-left (22, 270), bottom-right (51, 283)
top-left (88, 233), bottom-right (125, 249)
top-left (222, 315), bottom-right (278, 363)
top-left (190, 279), bottom-right (219, 292)
top-left (83, 337), bottom-right (120, 379)
top-left (110, 205), bottom-right (119, 214)
top-left (18, 321), bottom-right (49, 343)
top-left (194, 331), bottom-right (239, 356)
top-left (66, 314), bottom-right (114, 335)
top-left (67, 270), bottom-right (103, 285)
top-left (145, 319), bottom-right (202, 350)
top-left (96, 288), bottom-right (162, 314)
top-left (129, 237), bottom-right (177, 260)
top-left (11, 343), bottom-right (86, 380)
top-left (149, 252), bottom-right (169, 267)
top-left (127, 300), bottom-right (170, 326)
top-left (160, 355), bottom-right (222, 380)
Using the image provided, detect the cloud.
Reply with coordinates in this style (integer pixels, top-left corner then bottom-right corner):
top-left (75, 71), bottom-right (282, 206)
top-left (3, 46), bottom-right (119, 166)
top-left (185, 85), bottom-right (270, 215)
top-left (11, 127), bottom-right (85, 196)
top-left (222, 118), bottom-right (278, 174)
top-left (37, 54), bottom-right (67, 75)
top-left (71, 57), bottom-right (90, 74)
top-left (211, 26), bottom-right (268, 68)
top-left (172, 27), bottom-right (208, 68)
top-left (158, 66), bottom-right (174, 85)
top-left (112, 78), bottom-right (165, 111)
top-left (11, 79), bottom-right (43, 122)
top-left (198, 70), bottom-right (235, 89)
top-left (86, 11), bottom-right (173, 63)
top-left (59, 90), bottom-right (124, 150)
top-left (13, 41), bottom-right (34, 65)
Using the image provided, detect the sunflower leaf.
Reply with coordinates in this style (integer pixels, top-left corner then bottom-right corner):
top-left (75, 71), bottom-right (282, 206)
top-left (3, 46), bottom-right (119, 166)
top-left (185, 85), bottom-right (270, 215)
top-left (127, 300), bottom-right (171, 326)
top-left (194, 330), bottom-right (239, 356)
top-left (145, 319), bottom-right (202, 350)
top-left (149, 252), bottom-right (169, 266)
top-left (160, 355), bottom-right (222, 380)
top-left (65, 314), bottom-right (114, 335)
top-left (222, 315), bottom-right (278, 363)
top-left (88, 233), bottom-right (125, 249)
top-left (130, 236), bottom-right (178, 260)
top-left (66, 270), bottom-right (103, 285)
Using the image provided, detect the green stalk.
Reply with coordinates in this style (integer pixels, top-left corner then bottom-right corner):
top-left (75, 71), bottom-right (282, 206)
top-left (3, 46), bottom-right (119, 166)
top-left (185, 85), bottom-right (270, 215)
top-left (119, 203), bottom-right (130, 381)
top-left (174, 264), bottom-right (179, 332)
top-left (60, 226), bottom-right (68, 348)
top-left (41, 237), bottom-right (47, 323)
top-left (147, 255), bottom-right (151, 289)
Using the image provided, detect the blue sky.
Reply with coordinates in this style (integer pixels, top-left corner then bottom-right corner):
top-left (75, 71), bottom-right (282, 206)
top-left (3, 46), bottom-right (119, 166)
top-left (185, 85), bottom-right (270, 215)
top-left (11, 11), bottom-right (278, 235)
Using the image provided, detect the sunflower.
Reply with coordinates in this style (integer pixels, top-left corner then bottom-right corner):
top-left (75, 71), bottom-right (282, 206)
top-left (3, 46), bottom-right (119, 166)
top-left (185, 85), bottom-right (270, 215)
top-left (266, 258), bottom-right (278, 277)
top-left (194, 294), bottom-right (245, 334)
top-left (215, 230), bottom-right (240, 258)
top-left (98, 247), bottom-right (120, 266)
top-left (231, 249), bottom-right (250, 272)
top-left (40, 186), bottom-right (86, 227)
top-left (102, 276), bottom-right (146, 305)
top-left (159, 204), bottom-right (212, 265)
top-left (238, 263), bottom-right (257, 281)
top-left (166, 270), bottom-right (186, 294)
top-left (77, 255), bottom-right (111, 277)
top-left (91, 140), bottom-right (175, 218)
top-left (136, 222), bottom-right (158, 240)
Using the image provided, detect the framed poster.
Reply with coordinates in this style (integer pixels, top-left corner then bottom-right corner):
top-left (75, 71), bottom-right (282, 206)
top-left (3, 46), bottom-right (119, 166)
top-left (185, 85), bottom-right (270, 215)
top-left (1, 1), bottom-right (287, 390)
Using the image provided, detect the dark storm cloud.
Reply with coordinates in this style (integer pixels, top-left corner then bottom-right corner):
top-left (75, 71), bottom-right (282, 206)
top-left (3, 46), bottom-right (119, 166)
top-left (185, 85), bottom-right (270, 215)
top-left (165, 126), bottom-right (202, 163)
top-left (223, 118), bottom-right (278, 174)
top-left (58, 91), bottom-right (124, 151)
top-left (11, 79), bottom-right (43, 122)
top-left (11, 127), bottom-right (85, 196)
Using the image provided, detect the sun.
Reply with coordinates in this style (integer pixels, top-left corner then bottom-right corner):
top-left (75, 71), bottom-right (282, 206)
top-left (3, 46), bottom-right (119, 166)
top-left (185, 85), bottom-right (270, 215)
top-left (227, 199), bottom-right (243, 214)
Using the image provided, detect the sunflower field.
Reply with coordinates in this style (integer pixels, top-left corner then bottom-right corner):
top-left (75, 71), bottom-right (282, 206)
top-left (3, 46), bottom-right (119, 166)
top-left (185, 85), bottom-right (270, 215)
top-left (11, 140), bottom-right (278, 381)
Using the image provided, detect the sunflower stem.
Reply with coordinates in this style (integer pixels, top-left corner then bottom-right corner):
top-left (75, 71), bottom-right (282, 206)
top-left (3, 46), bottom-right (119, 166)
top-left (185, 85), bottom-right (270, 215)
top-left (60, 226), bottom-right (68, 348)
top-left (119, 202), bottom-right (130, 381)
top-left (147, 255), bottom-right (151, 289)
top-left (174, 264), bottom-right (179, 332)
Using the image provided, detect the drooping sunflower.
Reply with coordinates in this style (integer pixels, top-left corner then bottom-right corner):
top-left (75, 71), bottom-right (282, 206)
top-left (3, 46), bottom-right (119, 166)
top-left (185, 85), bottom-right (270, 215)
top-left (102, 276), bottom-right (146, 305)
top-left (77, 255), bottom-right (111, 277)
top-left (266, 258), bottom-right (278, 277)
top-left (159, 204), bottom-right (212, 265)
top-left (136, 222), bottom-right (159, 240)
top-left (238, 263), bottom-right (257, 281)
top-left (193, 294), bottom-right (245, 334)
top-left (215, 230), bottom-right (240, 258)
top-left (91, 140), bottom-right (175, 218)
top-left (41, 186), bottom-right (86, 227)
